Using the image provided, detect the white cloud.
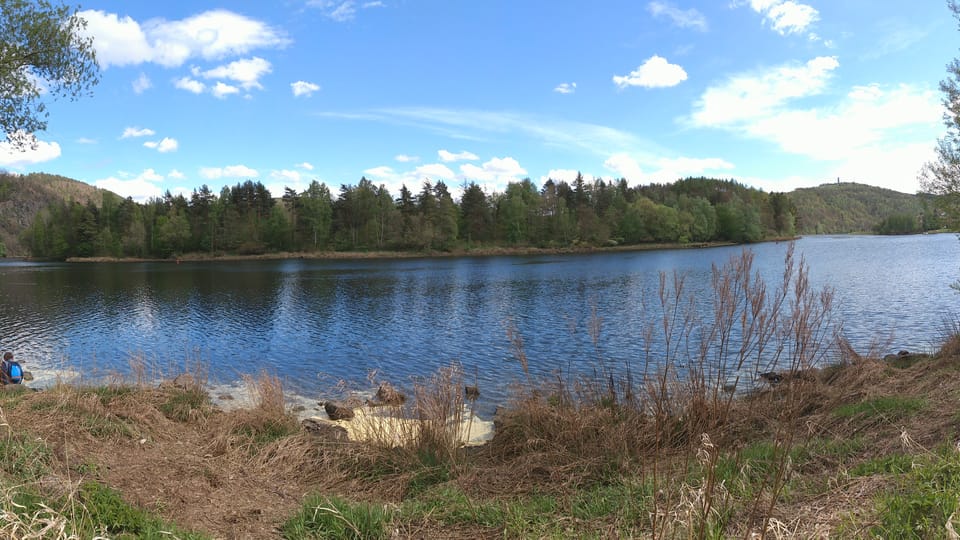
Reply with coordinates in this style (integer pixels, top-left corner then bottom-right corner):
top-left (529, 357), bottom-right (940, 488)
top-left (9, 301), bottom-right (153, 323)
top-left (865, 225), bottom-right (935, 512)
top-left (691, 56), bottom-right (839, 126)
top-left (121, 127), bottom-right (155, 139)
top-left (554, 82), bottom-right (577, 94)
top-left (438, 149), bottom-right (479, 162)
top-left (540, 169), bottom-right (597, 185)
top-left (132, 72), bottom-right (152, 94)
top-left (648, 2), bottom-right (708, 31)
top-left (459, 157), bottom-right (528, 191)
top-left (0, 136), bottom-right (61, 168)
top-left (201, 57), bottom-right (271, 90)
top-left (363, 1), bottom-right (385, 8)
top-left (265, 169), bottom-right (306, 196)
top-left (309, 1), bottom-right (358, 22)
top-left (613, 55), bottom-right (688, 89)
top-left (79, 9), bottom-right (289, 68)
top-left (327, 107), bottom-right (665, 161)
top-left (741, 0), bottom-right (819, 35)
top-left (174, 76), bottom-right (205, 94)
top-left (93, 168), bottom-right (164, 201)
top-left (291, 80), bottom-right (321, 97)
top-left (200, 164), bottom-right (258, 179)
top-left (691, 56), bottom-right (942, 193)
top-left (168, 169), bottom-right (186, 179)
top-left (603, 154), bottom-right (645, 182)
top-left (604, 153), bottom-right (734, 183)
top-left (297, 161), bottom-right (315, 170)
top-left (414, 163), bottom-right (456, 180)
top-left (395, 154), bottom-right (418, 163)
top-left (211, 81), bottom-right (240, 98)
top-left (76, 137), bottom-right (97, 144)
top-left (143, 137), bottom-right (179, 153)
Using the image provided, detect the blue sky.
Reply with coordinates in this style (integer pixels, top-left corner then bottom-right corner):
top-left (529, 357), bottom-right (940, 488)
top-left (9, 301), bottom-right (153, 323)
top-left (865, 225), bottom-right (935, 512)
top-left (0, 0), bottom-right (954, 201)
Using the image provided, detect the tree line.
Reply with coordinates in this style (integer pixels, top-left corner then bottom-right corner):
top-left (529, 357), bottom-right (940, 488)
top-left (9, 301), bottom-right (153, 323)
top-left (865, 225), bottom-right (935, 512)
top-left (22, 175), bottom-right (800, 259)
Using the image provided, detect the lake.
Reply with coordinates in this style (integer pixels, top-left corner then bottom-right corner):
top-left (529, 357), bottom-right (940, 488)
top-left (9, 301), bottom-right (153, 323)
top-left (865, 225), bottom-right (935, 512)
top-left (0, 234), bottom-right (958, 415)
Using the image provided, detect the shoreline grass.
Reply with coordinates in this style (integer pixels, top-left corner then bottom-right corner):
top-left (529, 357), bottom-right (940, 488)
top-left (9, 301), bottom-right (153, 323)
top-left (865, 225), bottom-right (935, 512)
top-left (2, 246), bottom-right (959, 538)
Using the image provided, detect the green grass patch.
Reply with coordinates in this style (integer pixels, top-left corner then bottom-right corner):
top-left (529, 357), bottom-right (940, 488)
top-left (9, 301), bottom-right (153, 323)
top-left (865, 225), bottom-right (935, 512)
top-left (832, 396), bottom-right (925, 420)
top-left (869, 448), bottom-right (960, 538)
top-left (0, 434), bottom-right (52, 481)
top-left (282, 494), bottom-right (392, 540)
top-left (232, 417), bottom-right (299, 447)
top-left (82, 385), bottom-right (137, 406)
top-left (76, 481), bottom-right (210, 539)
top-left (159, 387), bottom-right (210, 422)
top-left (81, 413), bottom-right (137, 439)
top-left (850, 454), bottom-right (913, 477)
top-left (400, 484), bottom-right (504, 528)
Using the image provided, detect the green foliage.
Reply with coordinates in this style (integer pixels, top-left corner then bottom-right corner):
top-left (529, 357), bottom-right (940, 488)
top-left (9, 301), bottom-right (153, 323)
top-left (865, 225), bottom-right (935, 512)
top-left (282, 494), bottom-right (392, 540)
top-left (919, 1), bottom-right (960, 229)
top-left (791, 182), bottom-right (930, 234)
top-left (832, 396), bottom-right (925, 420)
top-left (874, 212), bottom-right (921, 235)
top-left (0, 434), bottom-right (53, 481)
top-left (159, 387), bottom-right (211, 422)
top-left (77, 481), bottom-right (209, 539)
top-left (871, 449), bottom-right (960, 538)
top-left (850, 454), bottom-right (913, 477)
top-left (0, 0), bottom-right (100, 148)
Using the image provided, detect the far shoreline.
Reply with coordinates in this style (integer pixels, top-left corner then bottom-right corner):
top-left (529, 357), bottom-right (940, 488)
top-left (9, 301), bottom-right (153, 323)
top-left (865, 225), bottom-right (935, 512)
top-left (56, 239), bottom-right (793, 264)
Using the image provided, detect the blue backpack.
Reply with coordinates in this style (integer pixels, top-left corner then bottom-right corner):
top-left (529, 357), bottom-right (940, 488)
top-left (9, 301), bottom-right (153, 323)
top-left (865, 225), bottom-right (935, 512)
top-left (3, 361), bottom-right (22, 384)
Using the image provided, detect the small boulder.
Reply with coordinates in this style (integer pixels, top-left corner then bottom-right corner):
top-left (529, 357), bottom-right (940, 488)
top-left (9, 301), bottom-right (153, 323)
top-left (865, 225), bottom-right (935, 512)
top-left (302, 418), bottom-right (349, 441)
top-left (465, 385), bottom-right (480, 401)
top-left (324, 401), bottom-right (355, 421)
top-left (374, 382), bottom-right (406, 406)
top-left (758, 371), bottom-right (783, 385)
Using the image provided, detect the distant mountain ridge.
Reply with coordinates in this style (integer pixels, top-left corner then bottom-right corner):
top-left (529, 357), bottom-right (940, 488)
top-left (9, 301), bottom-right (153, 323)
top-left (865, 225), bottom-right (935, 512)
top-left (0, 172), bottom-right (108, 256)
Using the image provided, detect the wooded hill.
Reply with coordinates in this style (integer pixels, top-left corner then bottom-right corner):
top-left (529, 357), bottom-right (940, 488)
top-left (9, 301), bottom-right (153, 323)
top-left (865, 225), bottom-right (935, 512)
top-left (0, 172), bottom-right (940, 259)
top-left (0, 172), bottom-right (107, 257)
top-left (791, 181), bottom-right (940, 235)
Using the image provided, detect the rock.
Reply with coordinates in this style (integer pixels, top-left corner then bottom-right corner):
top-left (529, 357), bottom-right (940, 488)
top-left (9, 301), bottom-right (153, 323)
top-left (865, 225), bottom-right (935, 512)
top-left (324, 401), bottom-right (355, 421)
top-left (758, 371), bottom-right (783, 385)
top-left (302, 418), bottom-right (349, 441)
top-left (465, 385), bottom-right (480, 401)
top-left (160, 373), bottom-right (197, 390)
top-left (373, 382), bottom-right (406, 406)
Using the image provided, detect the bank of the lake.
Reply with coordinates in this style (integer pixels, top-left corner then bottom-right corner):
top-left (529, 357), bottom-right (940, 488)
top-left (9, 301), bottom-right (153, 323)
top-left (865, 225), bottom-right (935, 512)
top-left (1, 337), bottom-right (959, 539)
top-left (62, 238), bottom-right (751, 264)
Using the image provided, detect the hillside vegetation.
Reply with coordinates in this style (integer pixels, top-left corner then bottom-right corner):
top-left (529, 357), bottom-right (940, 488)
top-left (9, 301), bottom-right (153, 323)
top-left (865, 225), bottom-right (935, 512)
top-left (0, 172), bottom-right (106, 256)
top-left (791, 181), bottom-right (939, 234)
top-left (0, 173), bottom-right (942, 260)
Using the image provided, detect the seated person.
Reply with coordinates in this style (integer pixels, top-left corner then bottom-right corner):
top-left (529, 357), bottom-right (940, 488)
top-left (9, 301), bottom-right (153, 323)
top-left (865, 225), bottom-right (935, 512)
top-left (0, 352), bottom-right (23, 385)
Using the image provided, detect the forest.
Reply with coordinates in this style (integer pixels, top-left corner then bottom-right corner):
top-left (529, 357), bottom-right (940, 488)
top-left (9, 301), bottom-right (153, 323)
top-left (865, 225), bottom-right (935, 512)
top-left (3, 171), bottom-right (942, 260)
top-left (15, 175), bottom-right (808, 260)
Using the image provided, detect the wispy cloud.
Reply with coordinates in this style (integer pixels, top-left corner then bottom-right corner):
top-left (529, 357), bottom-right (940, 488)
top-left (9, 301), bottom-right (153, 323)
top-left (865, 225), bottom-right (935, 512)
top-left (438, 149), bottom-right (478, 162)
top-left (121, 127), bottom-right (155, 138)
top-left (554, 82), bottom-right (577, 94)
top-left (648, 1), bottom-right (708, 31)
top-left (132, 73), bottom-right (152, 94)
top-left (291, 80), bottom-right (321, 97)
top-left (318, 106), bottom-right (668, 161)
top-left (143, 137), bottom-right (179, 153)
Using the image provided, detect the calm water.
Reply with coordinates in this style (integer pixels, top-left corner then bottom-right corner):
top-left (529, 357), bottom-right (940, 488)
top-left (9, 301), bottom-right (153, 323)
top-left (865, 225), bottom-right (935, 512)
top-left (0, 234), bottom-right (958, 410)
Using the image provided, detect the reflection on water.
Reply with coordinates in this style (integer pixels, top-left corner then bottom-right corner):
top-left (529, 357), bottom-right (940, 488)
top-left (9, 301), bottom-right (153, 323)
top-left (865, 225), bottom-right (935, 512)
top-left (1, 235), bottom-right (958, 410)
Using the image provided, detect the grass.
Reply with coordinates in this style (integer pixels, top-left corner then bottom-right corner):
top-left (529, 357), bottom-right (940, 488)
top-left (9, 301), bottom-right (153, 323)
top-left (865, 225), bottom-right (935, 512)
top-left (4, 246), bottom-right (960, 537)
top-left (833, 396), bottom-right (926, 420)
top-left (281, 495), bottom-right (393, 540)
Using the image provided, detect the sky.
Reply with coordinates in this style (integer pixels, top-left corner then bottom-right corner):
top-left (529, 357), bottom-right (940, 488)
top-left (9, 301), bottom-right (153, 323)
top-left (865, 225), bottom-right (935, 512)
top-left (0, 0), bottom-right (955, 201)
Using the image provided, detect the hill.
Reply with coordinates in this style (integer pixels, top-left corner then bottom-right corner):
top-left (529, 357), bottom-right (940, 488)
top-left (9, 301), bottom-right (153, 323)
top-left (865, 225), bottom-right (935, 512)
top-left (789, 181), bottom-right (936, 234)
top-left (0, 172), bottom-right (109, 256)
